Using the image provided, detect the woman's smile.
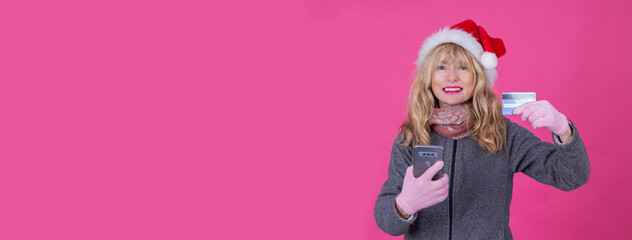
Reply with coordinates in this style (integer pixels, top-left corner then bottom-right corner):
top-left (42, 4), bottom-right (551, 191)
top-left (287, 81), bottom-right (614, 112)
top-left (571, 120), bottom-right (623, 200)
top-left (442, 86), bottom-right (463, 94)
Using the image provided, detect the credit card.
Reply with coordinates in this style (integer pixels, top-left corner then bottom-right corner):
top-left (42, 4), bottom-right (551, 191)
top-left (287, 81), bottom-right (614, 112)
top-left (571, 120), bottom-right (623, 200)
top-left (502, 92), bottom-right (536, 115)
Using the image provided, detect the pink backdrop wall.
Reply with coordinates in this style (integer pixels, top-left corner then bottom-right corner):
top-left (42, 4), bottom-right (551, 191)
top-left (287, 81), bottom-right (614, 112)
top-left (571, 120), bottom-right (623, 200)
top-left (1, 0), bottom-right (630, 239)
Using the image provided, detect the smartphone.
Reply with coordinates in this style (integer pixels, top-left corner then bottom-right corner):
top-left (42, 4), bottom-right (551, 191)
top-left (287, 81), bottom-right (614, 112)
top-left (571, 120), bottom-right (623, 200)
top-left (413, 145), bottom-right (444, 180)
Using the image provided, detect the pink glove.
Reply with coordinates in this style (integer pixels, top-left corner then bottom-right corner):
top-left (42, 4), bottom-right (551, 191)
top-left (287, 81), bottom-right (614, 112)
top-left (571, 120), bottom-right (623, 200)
top-left (395, 162), bottom-right (449, 215)
top-left (513, 100), bottom-right (569, 135)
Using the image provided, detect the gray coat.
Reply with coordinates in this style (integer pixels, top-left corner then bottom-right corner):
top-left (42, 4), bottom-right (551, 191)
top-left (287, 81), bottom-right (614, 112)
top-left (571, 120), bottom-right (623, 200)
top-left (373, 118), bottom-right (590, 239)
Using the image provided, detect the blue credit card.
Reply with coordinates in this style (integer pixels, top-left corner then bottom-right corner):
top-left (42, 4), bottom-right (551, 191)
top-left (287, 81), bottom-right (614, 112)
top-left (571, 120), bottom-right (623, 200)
top-left (502, 92), bottom-right (536, 115)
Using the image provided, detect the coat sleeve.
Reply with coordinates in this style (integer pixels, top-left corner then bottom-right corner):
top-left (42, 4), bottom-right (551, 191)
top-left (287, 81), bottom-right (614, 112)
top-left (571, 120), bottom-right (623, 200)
top-left (373, 132), bottom-right (418, 236)
top-left (507, 119), bottom-right (591, 191)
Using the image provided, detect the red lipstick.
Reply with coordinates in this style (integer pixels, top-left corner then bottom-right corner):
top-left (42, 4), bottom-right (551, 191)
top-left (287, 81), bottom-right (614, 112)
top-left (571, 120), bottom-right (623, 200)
top-left (443, 86), bottom-right (463, 94)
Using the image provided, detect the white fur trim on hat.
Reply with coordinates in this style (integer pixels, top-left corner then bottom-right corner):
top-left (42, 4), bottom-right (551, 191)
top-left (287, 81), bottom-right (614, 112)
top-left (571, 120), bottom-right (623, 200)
top-left (414, 28), bottom-right (484, 68)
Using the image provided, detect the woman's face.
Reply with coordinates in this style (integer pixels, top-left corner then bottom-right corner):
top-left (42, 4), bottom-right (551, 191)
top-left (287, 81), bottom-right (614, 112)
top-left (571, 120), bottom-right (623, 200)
top-left (431, 61), bottom-right (474, 108)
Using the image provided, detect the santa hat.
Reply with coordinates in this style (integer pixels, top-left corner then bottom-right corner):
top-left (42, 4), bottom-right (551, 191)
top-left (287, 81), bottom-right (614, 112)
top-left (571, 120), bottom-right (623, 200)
top-left (415, 19), bottom-right (506, 86)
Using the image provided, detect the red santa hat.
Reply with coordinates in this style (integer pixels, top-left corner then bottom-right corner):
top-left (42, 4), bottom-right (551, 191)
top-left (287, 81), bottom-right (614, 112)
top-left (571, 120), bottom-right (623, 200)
top-left (415, 19), bottom-right (506, 86)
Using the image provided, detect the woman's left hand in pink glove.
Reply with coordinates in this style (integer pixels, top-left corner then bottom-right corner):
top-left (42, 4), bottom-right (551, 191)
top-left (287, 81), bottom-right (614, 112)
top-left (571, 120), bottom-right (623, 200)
top-left (513, 100), bottom-right (569, 136)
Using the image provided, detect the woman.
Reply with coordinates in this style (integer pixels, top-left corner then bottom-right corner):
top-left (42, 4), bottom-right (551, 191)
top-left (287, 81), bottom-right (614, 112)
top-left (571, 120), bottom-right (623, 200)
top-left (373, 20), bottom-right (590, 239)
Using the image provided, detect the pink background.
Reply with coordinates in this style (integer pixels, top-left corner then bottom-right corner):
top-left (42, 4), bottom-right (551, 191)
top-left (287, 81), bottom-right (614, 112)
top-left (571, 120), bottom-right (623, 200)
top-left (1, 0), bottom-right (630, 239)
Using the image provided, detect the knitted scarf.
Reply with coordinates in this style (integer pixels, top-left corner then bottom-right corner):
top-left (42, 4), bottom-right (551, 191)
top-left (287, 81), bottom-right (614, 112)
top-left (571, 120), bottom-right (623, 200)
top-left (429, 103), bottom-right (472, 140)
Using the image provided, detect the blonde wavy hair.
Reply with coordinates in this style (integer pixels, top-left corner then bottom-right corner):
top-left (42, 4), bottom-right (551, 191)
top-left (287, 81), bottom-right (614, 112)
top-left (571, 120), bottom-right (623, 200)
top-left (397, 43), bottom-right (506, 154)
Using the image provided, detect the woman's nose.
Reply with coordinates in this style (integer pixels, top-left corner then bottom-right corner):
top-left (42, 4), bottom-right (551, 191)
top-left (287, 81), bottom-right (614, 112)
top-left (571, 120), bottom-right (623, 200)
top-left (447, 68), bottom-right (458, 82)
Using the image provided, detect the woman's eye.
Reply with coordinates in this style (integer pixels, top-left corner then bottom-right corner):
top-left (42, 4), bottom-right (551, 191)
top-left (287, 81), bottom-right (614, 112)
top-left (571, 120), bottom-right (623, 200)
top-left (437, 66), bottom-right (446, 70)
top-left (459, 66), bottom-right (468, 70)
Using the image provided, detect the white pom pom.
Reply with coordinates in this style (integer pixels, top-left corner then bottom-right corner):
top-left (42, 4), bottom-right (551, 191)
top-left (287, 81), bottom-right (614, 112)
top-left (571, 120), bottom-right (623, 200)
top-left (480, 52), bottom-right (498, 69)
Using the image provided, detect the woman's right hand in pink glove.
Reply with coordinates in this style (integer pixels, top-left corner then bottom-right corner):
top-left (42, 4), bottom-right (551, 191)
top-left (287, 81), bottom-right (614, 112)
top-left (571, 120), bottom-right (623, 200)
top-left (395, 161), bottom-right (449, 216)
